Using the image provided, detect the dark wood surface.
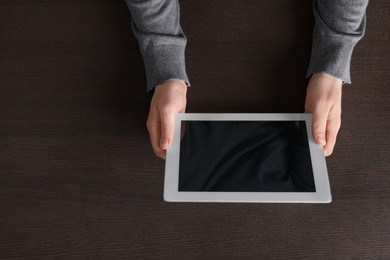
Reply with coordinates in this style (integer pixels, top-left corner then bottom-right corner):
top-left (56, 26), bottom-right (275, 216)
top-left (1, 0), bottom-right (389, 259)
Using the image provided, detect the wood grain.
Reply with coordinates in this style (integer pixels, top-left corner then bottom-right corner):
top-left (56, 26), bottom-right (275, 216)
top-left (0, 0), bottom-right (389, 259)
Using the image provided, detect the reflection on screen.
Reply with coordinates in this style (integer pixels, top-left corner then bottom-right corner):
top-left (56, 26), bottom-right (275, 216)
top-left (178, 121), bottom-right (315, 192)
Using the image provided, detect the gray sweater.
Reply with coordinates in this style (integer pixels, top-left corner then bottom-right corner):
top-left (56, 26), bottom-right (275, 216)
top-left (125, 0), bottom-right (369, 92)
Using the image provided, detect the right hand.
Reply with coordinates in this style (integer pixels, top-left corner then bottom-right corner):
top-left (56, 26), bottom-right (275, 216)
top-left (146, 79), bottom-right (187, 159)
top-left (304, 72), bottom-right (342, 157)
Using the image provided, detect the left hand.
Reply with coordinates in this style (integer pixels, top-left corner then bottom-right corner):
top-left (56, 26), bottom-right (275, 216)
top-left (305, 72), bottom-right (343, 157)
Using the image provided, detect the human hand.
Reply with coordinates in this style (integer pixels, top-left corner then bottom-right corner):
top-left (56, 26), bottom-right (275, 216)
top-left (146, 79), bottom-right (187, 159)
top-left (304, 72), bottom-right (343, 157)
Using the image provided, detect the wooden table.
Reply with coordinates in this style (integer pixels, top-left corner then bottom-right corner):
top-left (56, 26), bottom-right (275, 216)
top-left (1, 0), bottom-right (389, 258)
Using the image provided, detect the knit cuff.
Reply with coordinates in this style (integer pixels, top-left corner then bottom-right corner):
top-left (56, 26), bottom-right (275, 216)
top-left (140, 45), bottom-right (190, 93)
top-left (306, 25), bottom-right (356, 84)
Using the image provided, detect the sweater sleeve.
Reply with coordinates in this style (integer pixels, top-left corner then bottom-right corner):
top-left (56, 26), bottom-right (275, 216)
top-left (306, 0), bottom-right (369, 84)
top-left (125, 0), bottom-right (190, 92)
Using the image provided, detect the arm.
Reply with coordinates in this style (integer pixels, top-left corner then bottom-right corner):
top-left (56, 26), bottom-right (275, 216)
top-left (306, 0), bottom-right (369, 83)
top-left (125, 0), bottom-right (190, 92)
top-left (125, 0), bottom-right (189, 159)
top-left (305, 0), bottom-right (369, 156)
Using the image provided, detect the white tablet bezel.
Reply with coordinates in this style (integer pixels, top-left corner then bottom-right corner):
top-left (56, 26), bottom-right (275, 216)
top-left (164, 113), bottom-right (331, 203)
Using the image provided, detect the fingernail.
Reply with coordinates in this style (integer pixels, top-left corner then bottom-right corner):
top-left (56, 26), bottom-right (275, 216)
top-left (160, 139), bottom-right (168, 149)
top-left (317, 136), bottom-right (326, 145)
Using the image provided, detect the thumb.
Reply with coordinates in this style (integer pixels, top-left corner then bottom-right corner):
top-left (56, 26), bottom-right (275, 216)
top-left (160, 112), bottom-right (175, 150)
top-left (312, 110), bottom-right (327, 146)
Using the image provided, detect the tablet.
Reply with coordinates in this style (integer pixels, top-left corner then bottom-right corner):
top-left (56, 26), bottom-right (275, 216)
top-left (164, 113), bottom-right (331, 203)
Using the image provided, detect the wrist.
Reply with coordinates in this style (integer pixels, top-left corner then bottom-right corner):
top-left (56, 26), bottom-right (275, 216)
top-left (311, 72), bottom-right (342, 85)
top-left (154, 79), bottom-right (187, 96)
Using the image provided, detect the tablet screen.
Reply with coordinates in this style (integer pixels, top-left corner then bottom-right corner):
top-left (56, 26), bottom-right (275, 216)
top-left (178, 121), bottom-right (316, 192)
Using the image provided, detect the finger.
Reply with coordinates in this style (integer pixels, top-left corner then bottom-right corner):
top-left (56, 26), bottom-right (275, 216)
top-left (324, 111), bottom-right (341, 157)
top-left (146, 114), bottom-right (166, 159)
top-left (159, 111), bottom-right (176, 151)
top-left (311, 109), bottom-right (329, 147)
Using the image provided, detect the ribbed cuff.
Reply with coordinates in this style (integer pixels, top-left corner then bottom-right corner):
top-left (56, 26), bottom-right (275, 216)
top-left (306, 25), bottom-right (356, 84)
top-left (140, 45), bottom-right (190, 92)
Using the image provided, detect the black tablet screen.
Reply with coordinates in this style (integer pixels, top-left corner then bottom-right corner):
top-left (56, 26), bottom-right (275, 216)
top-left (178, 121), bottom-right (315, 192)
